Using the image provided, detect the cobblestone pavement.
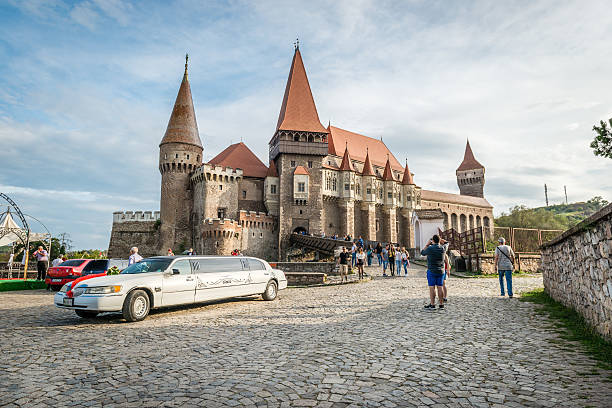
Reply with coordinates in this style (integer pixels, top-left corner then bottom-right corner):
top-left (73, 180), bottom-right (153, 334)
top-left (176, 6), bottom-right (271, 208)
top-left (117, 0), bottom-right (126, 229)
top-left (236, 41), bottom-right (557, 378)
top-left (1, 264), bottom-right (611, 407)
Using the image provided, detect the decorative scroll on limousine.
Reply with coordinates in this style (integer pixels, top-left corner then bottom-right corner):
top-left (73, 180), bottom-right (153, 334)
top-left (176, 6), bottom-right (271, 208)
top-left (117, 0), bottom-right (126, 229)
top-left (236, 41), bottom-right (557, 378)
top-left (54, 256), bottom-right (288, 322)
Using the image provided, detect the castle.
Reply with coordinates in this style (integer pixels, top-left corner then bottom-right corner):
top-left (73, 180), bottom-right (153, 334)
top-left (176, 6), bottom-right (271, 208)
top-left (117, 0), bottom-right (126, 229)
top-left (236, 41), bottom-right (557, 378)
top-left (108, 47), bottom-right (494, 260)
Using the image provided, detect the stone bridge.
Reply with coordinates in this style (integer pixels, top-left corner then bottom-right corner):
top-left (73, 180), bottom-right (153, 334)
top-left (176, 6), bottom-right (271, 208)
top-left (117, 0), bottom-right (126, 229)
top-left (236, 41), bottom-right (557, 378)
top-left (289, 233), bottom-right (353, 256)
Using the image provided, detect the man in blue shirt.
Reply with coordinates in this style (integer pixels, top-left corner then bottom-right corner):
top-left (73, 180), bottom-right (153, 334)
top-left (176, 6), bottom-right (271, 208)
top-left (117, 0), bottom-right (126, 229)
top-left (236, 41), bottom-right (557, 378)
top-left (420, 235), bottom-right (448, 310)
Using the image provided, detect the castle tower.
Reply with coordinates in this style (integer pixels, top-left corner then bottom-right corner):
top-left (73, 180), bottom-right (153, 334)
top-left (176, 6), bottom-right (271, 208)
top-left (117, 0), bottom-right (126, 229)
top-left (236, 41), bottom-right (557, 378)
top-left (381, 155), bottom-right (398, 243)
top-left (456, 140), bottom-right (485, 198)
top-left (338, 144), bottom-right (356, 237)
top-left (269, 45), bottom-right (329, 259)
top-left (158, 55), bottom-right (203, 252)
top-left (399, 160), bottom-right (419, 248)
top-left (360, 148), bottom-right (377, 241)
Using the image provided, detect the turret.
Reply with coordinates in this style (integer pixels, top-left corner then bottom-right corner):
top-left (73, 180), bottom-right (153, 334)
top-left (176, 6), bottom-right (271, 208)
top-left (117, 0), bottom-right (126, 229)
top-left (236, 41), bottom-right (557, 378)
top-left (264, 160), bottom-right (280, 216)
top-left (361, 148), bottom-right (377, 202)
top-left (456, 140), bottom-right (485, 198)
top-left (382, 155), bottom-right (397, 207)
top-left (158, 54), bottom-right (203, 252)
top-left (339, 143), bottom-right (355, 200)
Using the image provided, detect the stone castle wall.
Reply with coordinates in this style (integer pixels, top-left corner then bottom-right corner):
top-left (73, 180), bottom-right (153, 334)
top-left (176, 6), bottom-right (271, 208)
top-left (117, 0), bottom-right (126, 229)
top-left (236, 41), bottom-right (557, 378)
top-left (475, 253), bottom-right (541, 274)
top-left (108, 211), bottom-right (160, 258)
top-left (541, 203), bottom-right (612, 340)
top-left (239, 211), bottom-right (278, 261)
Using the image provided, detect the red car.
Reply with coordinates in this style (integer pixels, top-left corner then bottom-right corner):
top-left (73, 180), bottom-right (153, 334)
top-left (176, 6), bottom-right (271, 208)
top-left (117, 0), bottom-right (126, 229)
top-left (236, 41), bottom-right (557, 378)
top-left (46, 259), bottom-right (128, 290)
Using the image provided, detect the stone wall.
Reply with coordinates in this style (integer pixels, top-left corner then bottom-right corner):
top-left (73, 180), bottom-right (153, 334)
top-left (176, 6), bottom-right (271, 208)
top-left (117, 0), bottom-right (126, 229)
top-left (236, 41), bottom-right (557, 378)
top-left (476, 253), bottom-right (541, 274)
top-left (108, 211), bottom-right (160, 258)
top-left (541, 203), bottom-right (612, 340)
top-left (272, 262), bottom-right (336, 274)
top-left (283, 272), bottom-right (327, 286)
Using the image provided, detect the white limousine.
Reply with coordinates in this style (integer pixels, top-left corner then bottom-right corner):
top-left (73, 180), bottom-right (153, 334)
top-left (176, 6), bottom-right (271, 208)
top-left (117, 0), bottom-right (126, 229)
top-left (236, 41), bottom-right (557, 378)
top-left (54, 256), bottom-right (287, 322)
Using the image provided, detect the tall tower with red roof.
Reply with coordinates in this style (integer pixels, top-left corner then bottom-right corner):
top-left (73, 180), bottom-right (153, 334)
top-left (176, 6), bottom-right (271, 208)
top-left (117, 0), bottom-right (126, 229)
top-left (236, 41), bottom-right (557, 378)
top-left (456, 140), bottom-right (485, 198)
top-left (158, 55), bottom-right (203, 252)
top-left (269, 45), bottom-right (329, 258)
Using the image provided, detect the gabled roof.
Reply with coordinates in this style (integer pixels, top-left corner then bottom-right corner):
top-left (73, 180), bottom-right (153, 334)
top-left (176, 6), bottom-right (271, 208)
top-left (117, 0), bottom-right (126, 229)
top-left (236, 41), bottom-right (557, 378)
top-left (421, 190), bottom-right (492, 208)
top-left (339, 145), bottom-right (355, 171)
top-left (328, 126), bottom-right (403, 172)
top-left (276, 48), bottom-right (328, 134)
top-left (382, 156), bottom-right (395, 181)
top-left (361, 149), bottom-right (376, 176)
top-left (294, 165), bottom-right (309, 175)
top-left (208, 142), bottom-right (268, 178)
top-left (457, 140), bottom-right (484, 171)
top-left (401, 161), bottom-right (414, 185)
top-left (266, 160), bottom-right (279, 177)
top-left (160, 58), bottom-right (202, 148)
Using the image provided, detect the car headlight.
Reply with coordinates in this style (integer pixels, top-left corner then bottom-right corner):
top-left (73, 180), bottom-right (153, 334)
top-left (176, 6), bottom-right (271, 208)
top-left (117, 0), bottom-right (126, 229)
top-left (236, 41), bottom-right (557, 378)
top-left (83, 286), bottom-right (122, 295)
top-left (60, 284), bottom-right (70, 293)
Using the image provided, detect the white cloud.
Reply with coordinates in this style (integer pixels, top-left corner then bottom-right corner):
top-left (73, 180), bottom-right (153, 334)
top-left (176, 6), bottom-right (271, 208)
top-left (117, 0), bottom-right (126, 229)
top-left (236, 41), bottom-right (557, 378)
top-left (69, 1), bottom-right (99, 30)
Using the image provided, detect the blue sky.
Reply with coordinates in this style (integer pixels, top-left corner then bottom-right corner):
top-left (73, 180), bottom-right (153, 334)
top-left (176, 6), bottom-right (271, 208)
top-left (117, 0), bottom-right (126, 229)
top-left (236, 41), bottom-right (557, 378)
top-left (1, 0), bottom-right (611, 250)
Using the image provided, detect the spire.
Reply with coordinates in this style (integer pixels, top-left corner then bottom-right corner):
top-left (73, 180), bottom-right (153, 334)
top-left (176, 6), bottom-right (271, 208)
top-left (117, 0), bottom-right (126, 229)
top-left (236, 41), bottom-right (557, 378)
top-left (276, 47), bottom-right (328, 134)
top-left (361, 147), bottom-right (376, 176)
top-left (160, 56), bottom-right (202, 148)
top-left (456, 139), bottom-right (484, 171)
top-left (339, 142), bottom-right (355, 171)
top-left (382, 155), bottom-right (394, 181)
top-left (266, 159), bottom-right (279, 177)
top-left (401, 159), bottom-right (414, 185)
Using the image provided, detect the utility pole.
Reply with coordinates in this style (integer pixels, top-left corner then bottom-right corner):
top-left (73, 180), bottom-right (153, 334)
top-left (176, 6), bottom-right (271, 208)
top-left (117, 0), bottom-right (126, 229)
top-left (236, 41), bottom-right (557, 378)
top-left (544, 184), bottom-right (549, 207)
top-left (564, 185), bottom-right (568, 204)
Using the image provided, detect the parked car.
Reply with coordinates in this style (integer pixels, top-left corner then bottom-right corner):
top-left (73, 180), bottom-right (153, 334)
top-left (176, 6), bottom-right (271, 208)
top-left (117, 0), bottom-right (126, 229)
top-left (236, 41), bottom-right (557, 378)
top-left (46, 259), bottom-right (129, 290)
top-left (54, 256), bottom-right (287, 322)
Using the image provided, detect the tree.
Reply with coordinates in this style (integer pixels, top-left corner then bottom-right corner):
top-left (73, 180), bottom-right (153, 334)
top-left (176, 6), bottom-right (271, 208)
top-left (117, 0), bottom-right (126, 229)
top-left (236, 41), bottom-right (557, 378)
top-left (591, 119), bottom-right (612, 159)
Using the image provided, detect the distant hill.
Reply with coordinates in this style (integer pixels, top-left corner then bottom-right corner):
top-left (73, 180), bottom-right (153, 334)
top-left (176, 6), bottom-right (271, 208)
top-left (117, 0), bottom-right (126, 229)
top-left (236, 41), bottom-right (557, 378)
top-left (495, 197), bottom-right (609, 230)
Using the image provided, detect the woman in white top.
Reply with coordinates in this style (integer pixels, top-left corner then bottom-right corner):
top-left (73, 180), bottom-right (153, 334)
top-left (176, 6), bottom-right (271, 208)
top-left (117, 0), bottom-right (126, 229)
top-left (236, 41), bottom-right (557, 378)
top-left (356, 247), bottom-right (366, 280)
top-left (400, 248), bottom-right (410, 276)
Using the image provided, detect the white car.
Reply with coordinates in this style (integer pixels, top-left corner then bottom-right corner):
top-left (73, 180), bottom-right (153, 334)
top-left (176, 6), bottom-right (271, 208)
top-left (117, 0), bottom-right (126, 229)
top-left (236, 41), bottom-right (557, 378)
top-left (54, 256), bottom-right (287, 322)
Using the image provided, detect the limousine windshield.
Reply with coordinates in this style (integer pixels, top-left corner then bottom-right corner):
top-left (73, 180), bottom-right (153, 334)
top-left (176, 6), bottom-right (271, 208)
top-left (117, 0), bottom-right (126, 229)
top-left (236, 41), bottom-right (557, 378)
top-left (121, 259), bottom-right (172, 274)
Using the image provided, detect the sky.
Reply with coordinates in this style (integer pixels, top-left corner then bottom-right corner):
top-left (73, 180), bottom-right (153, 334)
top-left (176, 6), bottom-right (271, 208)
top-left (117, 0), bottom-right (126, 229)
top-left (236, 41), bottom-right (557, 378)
top-left (1, 0), bottom-right (611, 250)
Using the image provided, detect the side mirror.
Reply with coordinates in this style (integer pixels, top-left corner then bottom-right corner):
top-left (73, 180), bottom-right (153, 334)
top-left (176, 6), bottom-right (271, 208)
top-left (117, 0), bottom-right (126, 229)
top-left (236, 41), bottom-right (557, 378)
top-left (172, 269), bottom-right (180, 275)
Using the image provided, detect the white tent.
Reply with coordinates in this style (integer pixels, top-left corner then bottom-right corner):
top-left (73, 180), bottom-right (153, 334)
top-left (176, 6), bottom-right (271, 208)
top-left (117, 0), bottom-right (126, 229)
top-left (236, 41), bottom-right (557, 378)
top-left (0, 209), bottom-right (48, 247)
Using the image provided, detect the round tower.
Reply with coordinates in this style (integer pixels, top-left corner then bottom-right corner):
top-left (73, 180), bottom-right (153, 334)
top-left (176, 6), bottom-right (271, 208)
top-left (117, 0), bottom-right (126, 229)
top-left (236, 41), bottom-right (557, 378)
top-left (456, 140), bottom-right (485, 198)
top-left (159, 55), bottom-right (203, 253)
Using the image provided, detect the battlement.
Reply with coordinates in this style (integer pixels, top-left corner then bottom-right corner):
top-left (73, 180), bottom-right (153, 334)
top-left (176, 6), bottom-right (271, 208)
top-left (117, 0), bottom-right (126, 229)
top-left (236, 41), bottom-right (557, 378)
top-left (238, 210), bottom-right (275, 230)
top-left (113, 211), bottom-right (160, 223)
top-left (201, 218), bottom-right (243, 239)
top-left (191, 163), bottom-right (244, 184)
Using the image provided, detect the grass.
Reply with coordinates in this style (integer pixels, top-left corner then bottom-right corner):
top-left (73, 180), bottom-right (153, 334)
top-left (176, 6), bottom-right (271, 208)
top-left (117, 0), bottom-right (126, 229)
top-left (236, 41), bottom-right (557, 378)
top-left (0, 279), bottom-right (46, 292)
top-left (520, 288), bottom-right (612, 372)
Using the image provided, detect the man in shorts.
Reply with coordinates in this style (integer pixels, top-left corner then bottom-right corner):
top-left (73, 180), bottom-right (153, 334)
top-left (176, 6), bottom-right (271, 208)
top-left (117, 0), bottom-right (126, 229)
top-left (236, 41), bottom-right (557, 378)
top-left (420, 235), bottom-right (446, 310)
top-left (337, 247), bottom-right (349, 283)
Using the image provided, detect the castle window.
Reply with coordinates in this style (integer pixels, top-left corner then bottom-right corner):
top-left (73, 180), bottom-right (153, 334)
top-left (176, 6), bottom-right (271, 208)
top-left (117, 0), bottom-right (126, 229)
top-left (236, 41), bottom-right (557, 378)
top-left (197, 155), bottom-right (200, 162)
top-left (271, 184), bottom-right (277, 194)
top-left (242, 191), bottom-right (246, 198)
top-left (308, 161), bottom-right (313, 168)
top-left (175, 154), bottom-right (178, 158)
top-left (367, 188), bottom-right (371, 195)
top-left (308, 135), bottom-right (314, 142)
top-left (186, 154), bottom-right (190, 159)
top-left (298, 182), bottom-right (305, 192)
top-left (260, 232), bottom-right (263, 238)
top-left (376, 220), bottom-right (380, 232)
top-left (219, 184), bottom-right (222, 190)
top-left (291, 160), bottom-right (296, 167)
top-left (344, 183), bottom-right (349, 191)
top-left (388, 192), bottom-right (392, 199)
top-left (332, 178), bottom-right (337, 191)
top-left (350, 184), bottom-right (354, 191)
top-left (164, 153), bottom-right (167, 159)
top-left (294, 135), bottom-right (300, 142)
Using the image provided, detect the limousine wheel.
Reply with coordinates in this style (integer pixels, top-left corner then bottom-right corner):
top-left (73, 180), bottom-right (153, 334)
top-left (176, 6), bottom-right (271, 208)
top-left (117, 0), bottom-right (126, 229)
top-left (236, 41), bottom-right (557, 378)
top-left (122, 290), bottom-right (150, 322)
top-left (262, 280), bottom-right (278, 301)
top-left (75, 310), bottom-right (98, 318)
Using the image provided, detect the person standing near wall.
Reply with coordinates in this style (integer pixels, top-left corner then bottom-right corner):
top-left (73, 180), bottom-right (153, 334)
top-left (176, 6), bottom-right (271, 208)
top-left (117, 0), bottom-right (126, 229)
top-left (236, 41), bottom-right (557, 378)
top-left (495, 237), bottom-right (515, 298)
top-left (356, 247), bottom-right (366, 280)
top-left (400, 248), bottom-right (410, 276)
top-left (381, 245), bottom-right (389, 276)
top-left (128, 247), bottom-right (143, 265)
top-left (375, 243), bottom-right (383, 266)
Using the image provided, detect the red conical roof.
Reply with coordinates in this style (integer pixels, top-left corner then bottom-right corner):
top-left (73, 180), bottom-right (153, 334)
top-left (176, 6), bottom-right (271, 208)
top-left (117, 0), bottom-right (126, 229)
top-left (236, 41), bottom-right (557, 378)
top-left (401, 160), bottom-right (414, 185)
top-left (361, 149), bottom-right (376, 176)
top-left (382, 156), bottom-right (394, 181)
top-left (266, 160), bottom-right (279, 177)
top-left (208, 142), bottom-right (268, 178)
top-left (339, 144), bottom-right (355, 171)
top-left (276, 48), bottom-right (328, 133)
top-left (160, 57), bottom-right (202, 148)
top-left (456, 140), bottom-right (484, 171)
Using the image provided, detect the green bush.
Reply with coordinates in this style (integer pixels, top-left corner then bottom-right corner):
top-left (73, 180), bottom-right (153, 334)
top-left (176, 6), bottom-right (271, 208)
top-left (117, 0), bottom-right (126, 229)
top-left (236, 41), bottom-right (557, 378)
top-left (0, 280), bottom-right (47, 292)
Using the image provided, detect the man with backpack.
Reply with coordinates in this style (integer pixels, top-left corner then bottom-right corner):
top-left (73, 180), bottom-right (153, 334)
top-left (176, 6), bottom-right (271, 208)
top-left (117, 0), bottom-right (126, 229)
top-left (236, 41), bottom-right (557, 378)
top-left (495, 237), bottom-right (516, 298)
top-left (421, 235), bottom-right (448, 310)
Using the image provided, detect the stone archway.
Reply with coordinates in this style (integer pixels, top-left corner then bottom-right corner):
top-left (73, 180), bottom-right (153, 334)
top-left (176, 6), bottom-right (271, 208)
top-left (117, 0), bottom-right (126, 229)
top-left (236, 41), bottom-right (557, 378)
top-left (293, 226), bottom-right (308, 235)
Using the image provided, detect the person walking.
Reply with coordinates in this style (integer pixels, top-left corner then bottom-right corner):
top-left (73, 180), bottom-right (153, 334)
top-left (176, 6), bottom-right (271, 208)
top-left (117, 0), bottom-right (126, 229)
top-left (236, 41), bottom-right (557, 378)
top-left (421, 235), bottom-right (446, 310)
top-left (351, 242), bottom-right (357, 269)
top-left (388, 245), bottom-right (396, 276)
top-left (381, 245), bottom-right (389, 276)
top-left (33, 246), bottom-right (48, 281)
top-left (400, 248), bottom-right (410, 276)
top-left (395, 245), bottom-right (402, 275)
top-left (366, 245), bottom-right (373, 266)
top-left (442, 251), bottom-right (450, 302)
top-left (128, 247), bottom-right (143, 265)
top-left (375, 243), bottom-right (383, 266)
top-left (495, 237), bottom-right (515, 298)
top-left (356, 247), bottom-right (366, 280)
top-left (337, 247), bottom-right (349, 283)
